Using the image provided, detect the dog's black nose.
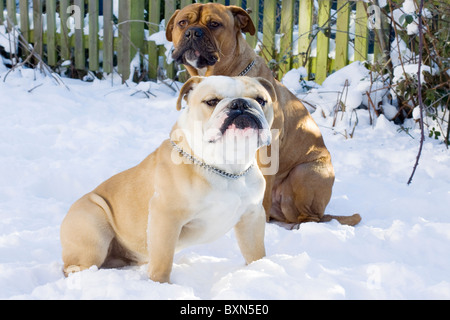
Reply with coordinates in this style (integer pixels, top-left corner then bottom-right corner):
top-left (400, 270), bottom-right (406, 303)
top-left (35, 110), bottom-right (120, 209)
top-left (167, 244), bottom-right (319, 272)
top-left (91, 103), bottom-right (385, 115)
top-left (230, 99), bottom-right (250, 111)
top-left (185, 27), bottom-right (204, 39)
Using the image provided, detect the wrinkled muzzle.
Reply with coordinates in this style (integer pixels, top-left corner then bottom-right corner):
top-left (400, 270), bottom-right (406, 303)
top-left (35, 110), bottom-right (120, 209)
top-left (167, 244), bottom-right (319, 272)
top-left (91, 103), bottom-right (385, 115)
top-left (172, 26), bottom-right (220, 69)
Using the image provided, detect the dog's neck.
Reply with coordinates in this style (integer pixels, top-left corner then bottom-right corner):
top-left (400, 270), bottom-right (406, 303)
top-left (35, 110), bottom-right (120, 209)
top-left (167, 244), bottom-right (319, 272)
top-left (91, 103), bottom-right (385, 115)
top-left (170, 116), bottom-right (259, 177)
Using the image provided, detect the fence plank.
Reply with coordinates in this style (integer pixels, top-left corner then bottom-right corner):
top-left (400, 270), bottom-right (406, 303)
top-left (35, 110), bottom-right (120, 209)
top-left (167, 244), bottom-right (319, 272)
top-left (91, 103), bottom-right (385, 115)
top-left (164, 0), bottom-right (176, 79)
top-left (6, 0), bottom-right (17, 29)
top-left (0, 1), bottom-right (4, 25)
top-left (130, 0), bottom-right (144, 68)
top-left (354, 1), bottom-right (368, 62)
top-left (19, 0), bottom-right (30, 42)
top-left (118, 0), bottom-right (131, 81)
top-left (180, 0), bottom-right (193, 9)
top-left (229, 0), bottom-right (243, 6)
top-left (59, 0), bottom-right (71, 61)
top-left (297, 0), bottom-right (313, 77)
top-left (89, 0), bottom-right (99, 71)
top-left (246, 0), bottom-right (259, 50)
top-left (32, 0), bottom-right (43, 58)
top-left (262, 0), bottom-right (277, 64)
top-left (74, 0), bottom-right (85, 70)
top-left (103, 0), bottom-right (114, 74)
top-left (335, 0), bottom-right (350, 71)
top-left (47, 0), bottom-right (57, 66)
top-left (316, 0), bottom-right (331, 84)
top-left (279, 0), bottom-right (294, 77)
top-left (148, 0), bottom-right (161, 80)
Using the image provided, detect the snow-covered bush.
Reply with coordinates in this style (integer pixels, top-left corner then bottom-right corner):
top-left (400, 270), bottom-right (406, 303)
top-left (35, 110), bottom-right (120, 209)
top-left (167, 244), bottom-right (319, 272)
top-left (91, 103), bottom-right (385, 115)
top-left (377, 0), bottom-right (449, 145)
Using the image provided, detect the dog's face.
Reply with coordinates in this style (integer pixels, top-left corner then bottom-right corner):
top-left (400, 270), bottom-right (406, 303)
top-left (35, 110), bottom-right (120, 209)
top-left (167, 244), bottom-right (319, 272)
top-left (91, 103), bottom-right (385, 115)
top-left (166, 3), bottom-right (255, 70)
top-left (173, 76), bottom-right (276, 168)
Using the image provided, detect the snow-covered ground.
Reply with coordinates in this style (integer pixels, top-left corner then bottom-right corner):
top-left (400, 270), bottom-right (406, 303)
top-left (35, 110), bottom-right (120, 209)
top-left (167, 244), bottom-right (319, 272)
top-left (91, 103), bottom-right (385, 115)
top-left (0, 58), bottom-right (449, 299)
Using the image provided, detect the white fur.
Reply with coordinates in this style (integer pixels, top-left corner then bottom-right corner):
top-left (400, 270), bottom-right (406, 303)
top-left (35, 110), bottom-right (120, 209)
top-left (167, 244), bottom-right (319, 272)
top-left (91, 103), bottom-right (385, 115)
top-left (175, 166), bottom-right (265, 251)
top-left (175, 77), bottom-right (272, 175)
top-left (169, 77), bottom-right (271, 251)
top-left (185, 58), bottom-right (207, 76)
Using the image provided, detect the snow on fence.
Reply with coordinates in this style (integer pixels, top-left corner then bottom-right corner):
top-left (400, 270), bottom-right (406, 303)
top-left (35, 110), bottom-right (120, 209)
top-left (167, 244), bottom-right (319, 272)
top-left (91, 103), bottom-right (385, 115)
top-left (0, 0), bottom-right (382, 84)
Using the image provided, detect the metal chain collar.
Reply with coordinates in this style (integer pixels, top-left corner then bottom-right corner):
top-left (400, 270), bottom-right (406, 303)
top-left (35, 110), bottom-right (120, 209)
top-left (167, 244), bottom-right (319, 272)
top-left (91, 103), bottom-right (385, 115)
top-left (170, 140), bottom-right (254, 180)
top-left (238, 59), bottom-right (256, 77)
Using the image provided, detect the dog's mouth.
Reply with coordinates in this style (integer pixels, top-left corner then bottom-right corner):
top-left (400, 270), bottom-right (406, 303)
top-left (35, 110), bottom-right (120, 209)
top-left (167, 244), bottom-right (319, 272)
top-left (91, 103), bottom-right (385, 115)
top-left (173, 47), bottom-right (219, 69)
top-left (220, 112), bottom-right (263, 135)
top-left (206, 110), bottom-right (271, 147)
top-left (172, 30), bottom-right (220, 69)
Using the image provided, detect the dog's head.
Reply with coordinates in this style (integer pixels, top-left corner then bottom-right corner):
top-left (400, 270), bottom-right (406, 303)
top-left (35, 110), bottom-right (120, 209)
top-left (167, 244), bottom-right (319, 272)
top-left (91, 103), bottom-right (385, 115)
top-left (172, 76), bottom-right (276, 170)
top-left (166, 3), bottom-right (255, 70)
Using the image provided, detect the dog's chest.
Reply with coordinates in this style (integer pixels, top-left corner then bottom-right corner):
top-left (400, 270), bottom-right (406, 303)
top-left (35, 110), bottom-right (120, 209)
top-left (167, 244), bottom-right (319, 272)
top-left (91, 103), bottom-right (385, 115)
top-left (176, 174), bottom-right (262, 251)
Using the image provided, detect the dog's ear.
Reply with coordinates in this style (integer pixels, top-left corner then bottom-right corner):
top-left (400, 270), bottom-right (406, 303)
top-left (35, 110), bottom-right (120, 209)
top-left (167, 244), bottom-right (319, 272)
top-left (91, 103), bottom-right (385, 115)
top-left (176, 76), bottom-right (204, 111)
top-left (255, 77), bottom-right (277, 104)
top-left (166, 9), bottom-right (180, 42)
top-left (228, 6), bottom-right (256, 35)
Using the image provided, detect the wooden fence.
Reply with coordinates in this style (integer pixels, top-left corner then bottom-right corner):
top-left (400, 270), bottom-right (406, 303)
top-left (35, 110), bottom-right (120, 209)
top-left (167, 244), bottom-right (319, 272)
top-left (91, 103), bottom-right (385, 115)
top-left (0, 0), bottom-right (383, 84)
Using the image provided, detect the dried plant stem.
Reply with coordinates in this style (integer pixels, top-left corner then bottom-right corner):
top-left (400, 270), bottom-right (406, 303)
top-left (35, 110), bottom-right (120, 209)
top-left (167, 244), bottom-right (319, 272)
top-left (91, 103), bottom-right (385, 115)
top-left (407, 0), bottom-right (426, 185)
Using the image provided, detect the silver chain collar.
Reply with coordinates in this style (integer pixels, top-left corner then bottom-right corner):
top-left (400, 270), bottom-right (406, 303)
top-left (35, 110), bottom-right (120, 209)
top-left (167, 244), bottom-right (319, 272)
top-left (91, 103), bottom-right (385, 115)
top-left (238, 59), bottom-right (256, 76)
top-left (170, 140), bottom-right (254, 180)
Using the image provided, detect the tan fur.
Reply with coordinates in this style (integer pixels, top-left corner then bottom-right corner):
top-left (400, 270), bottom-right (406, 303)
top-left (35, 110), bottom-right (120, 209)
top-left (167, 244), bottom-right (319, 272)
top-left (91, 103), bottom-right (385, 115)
top-left (61, 76), bottom-right (274, 282)
top-left (166, 3), bottom-right (361, 227)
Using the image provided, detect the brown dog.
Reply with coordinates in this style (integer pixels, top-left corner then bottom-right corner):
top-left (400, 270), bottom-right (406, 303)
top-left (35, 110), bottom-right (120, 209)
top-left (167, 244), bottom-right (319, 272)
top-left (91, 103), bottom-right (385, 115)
top-left (166, 3), bottom-right (361, 226)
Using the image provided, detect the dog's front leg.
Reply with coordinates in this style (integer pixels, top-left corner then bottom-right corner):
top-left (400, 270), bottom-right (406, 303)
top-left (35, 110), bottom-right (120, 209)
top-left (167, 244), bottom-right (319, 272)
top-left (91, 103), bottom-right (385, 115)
top-left (147, 209), bottom-right (183, 283)
top-left (234, 206), bottom-right (266, 264)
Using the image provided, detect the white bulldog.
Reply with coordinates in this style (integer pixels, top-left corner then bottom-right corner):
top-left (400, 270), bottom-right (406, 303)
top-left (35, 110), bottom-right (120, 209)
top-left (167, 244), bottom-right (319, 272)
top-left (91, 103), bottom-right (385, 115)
top-left (60, 76), bottom-right (277, 283)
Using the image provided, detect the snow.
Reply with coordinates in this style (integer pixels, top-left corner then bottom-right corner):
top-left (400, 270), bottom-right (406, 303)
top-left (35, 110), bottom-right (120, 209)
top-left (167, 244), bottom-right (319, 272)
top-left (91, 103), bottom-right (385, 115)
top-left (0, 25), bottom-right (18, 55)
top-left (1, 57), bottom-right (450, 300)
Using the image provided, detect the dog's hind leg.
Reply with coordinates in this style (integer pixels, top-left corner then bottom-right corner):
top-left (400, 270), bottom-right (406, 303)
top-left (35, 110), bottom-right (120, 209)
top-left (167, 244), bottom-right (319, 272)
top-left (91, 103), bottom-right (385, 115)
top-left (60, 194), bottom-right (115, 276)
top-left (271, 158), bottom-right (335, 224)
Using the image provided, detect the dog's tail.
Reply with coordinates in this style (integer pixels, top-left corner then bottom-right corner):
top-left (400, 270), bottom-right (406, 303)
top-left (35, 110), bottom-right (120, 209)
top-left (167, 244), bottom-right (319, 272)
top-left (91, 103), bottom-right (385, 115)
top-left (320, 213), bottom-right (361, 226)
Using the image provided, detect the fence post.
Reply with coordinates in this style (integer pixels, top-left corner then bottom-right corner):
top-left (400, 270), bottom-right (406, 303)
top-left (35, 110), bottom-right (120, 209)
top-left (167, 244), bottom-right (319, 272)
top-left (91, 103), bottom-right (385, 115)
top-left (262, 0), bottom-right (276, 66)
top-left (148, 0), bottom-right (161, 81)
top-left (164, 0), bottom-right (177, 80)
top-left (335, 0), bottom-right (350, 72)
top-left (6, 0), bottom-right (17, 30)
top-left (297, 0), bottom-right (313, 78)
top-left (354, 1), bottom-right (368, 62)
top-left (19, 0), bottom-right (30, 43)
top-left (130, 0), bottom-right (144, 67)
top-left (32, 0), bottom-right (43, 58)
top-left (74, 0), bottom-right (85, 70)
top-left (59, 0), bottom-right (71, 62)
top-left (0, 1), bottom-right (4, 25)
top-left (118, 0), bottom-right (130, 81)
top-left (279, 0), bottom-right (294, 77)
top-left (47, 0), bottom-right (57, 66)
top-left (315, 0), bottom-right (331, 84)
top-left (103, 0), bottom-right (114, 74)
top-left (89, 0), bottom-right (100, 71)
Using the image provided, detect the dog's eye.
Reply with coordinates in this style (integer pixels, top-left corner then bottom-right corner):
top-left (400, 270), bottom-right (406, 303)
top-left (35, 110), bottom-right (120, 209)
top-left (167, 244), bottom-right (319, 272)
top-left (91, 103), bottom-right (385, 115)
top-left (178, 20), bottom-right (187, 28)
top-left (255, 97), bottom-right (267, 107)
top-left (209, 21), bottom-right (222, 29)
top-left (204, 98), bottom-right (221, 107)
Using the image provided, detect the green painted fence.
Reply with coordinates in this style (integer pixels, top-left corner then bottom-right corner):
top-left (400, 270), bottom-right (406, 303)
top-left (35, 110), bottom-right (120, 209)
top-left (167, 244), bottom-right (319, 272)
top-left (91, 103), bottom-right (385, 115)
top-left (0, 0), bottom-right (384, 84)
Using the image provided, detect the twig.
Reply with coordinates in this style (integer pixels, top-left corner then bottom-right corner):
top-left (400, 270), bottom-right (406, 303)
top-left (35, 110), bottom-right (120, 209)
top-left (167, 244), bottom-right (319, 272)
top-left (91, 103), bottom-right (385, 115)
top-left (28, 83), bottom-right (43, 92)
top-left (407, 0), bottom-right (426, 185)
